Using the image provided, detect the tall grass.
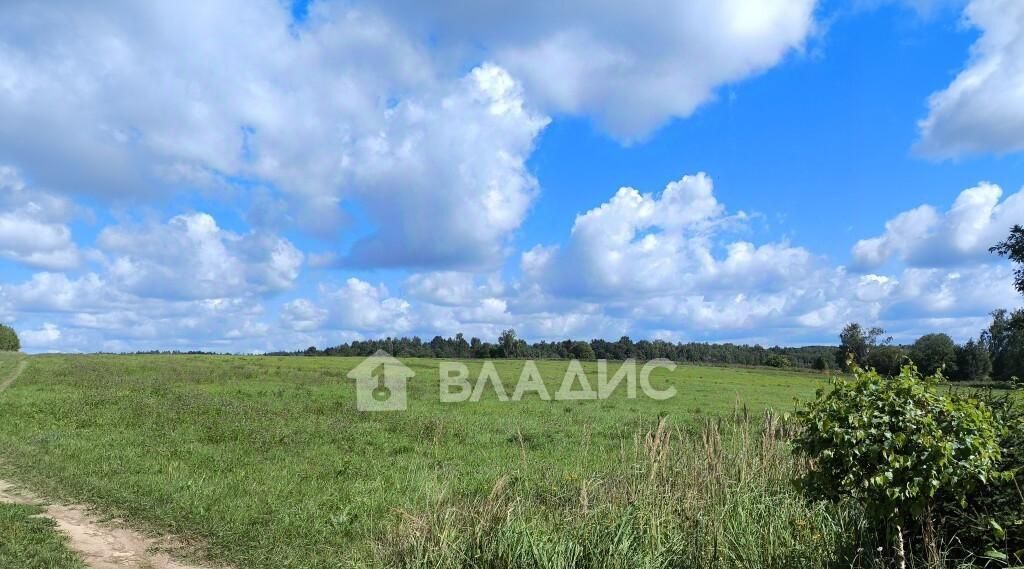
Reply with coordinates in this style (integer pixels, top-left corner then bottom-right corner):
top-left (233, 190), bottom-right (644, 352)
top-left (374, 409), bottom-right (880, 569)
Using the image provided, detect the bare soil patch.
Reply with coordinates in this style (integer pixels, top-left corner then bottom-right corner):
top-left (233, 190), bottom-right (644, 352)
top-left (0, 480), bottom-right (220, 569)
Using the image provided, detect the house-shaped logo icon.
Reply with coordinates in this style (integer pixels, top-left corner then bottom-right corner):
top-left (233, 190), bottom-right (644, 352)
top-left (348, 350), bottom-right (415, 412)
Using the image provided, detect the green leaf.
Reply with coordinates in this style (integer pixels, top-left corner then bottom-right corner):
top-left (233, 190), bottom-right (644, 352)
top-left (982, 549), bottom-right (1008, 561)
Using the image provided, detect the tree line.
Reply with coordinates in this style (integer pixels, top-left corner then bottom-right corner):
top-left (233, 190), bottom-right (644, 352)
top-left (835, 314), bottom-right (1022, 383)
top-left (269, 330), bottom-right (838, 370)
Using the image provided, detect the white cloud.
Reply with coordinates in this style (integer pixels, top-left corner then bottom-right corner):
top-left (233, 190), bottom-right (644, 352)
top-left (508, 173), bottom-right (1024, 343)
top-left (2, 273), bottom-right (110, 313)
top-left (339, 64), bottom-right (548, 268)
top-left (371, 0), bottom-right (818, 140)
top-left (96, 212), bottom-right (302, 300)
top-left (917, 0), bottom-right (1024, 156)
top-left (0, 270), bottom-right (279, 352)
top-left (0, 2), bottom-right (547, 270)
top-left (405, 271), bottom-right (505, 306)
top-left (0, 166), bottom-right (80, 270)
top-left (319, 278), bottom-right (414, 334)
top-left (852, 182), bottom-right (1024, 269)
top-left (522, 173), bottom-right (811, 299)
top-left (20, 322), bottom-right (61, 348)
top-left (280, 299), bottom-right (328, 333)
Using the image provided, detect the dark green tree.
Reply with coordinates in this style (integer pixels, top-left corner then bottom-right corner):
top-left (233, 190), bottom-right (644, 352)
top-left (837, 322), bottom-right (887, 369)
top-left (991, 224), bottom-right (1024, 295)
top-left (454, 333), bottom-right (469, 358)
top-left (955, 339), bottom-right (992, 382)
top-left (0, 324), bottom-right (18, 352)
top-left (569, 341), bottom-right (596, 361)
top-left (498, 329), bottom-right (525, 359)
top-left (909, 333), bottom-right (958, 377)
top-left (981, 309), bottom-right (1024, 381)
top-left (866, 345), bottom-right (906, 377)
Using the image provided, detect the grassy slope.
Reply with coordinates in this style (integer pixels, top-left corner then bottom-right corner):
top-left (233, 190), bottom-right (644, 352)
top-left (0, 503), bottom-right (86, 569)
top-left (0, 354), bottom-right (826, 568)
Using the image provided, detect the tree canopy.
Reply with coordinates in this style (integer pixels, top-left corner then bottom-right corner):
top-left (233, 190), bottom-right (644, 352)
top-left (991, 224), bottom-right (1024, 296)
top-left (0, 324), bottom-right (19, 352)
top-left (909, 333), bottom-right (957, 377)
top-left (837, 322), bottom-right (888, 369)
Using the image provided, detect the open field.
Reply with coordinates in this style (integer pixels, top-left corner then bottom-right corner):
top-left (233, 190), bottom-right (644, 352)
top-left (3, 353), bottom-right (1015, 568)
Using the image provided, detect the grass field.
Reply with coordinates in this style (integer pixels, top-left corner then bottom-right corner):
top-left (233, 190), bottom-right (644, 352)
top-left (0, 353), bottom-right (844, 567)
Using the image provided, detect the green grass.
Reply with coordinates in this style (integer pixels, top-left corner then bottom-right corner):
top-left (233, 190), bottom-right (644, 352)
top-left (0, 354), bottom-right (834, 567)
top-left (0, 502), bottom-right (86, 569)
top-left (0, 351), bottom-right (23, 381)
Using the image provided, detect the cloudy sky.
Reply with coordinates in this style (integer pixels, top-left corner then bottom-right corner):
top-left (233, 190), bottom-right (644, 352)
top-left (1, 0), bottom-right (1023, 353)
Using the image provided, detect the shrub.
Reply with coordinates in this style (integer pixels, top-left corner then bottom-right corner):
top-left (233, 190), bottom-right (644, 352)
top-left (0, 324), bottom-right (19, 352)
top-left (765, 354), bottom-right (793, 368)
top-left (793, 365), bottom-right (1003, 565)
top-left (938, 392), bottom-right (1024, 564)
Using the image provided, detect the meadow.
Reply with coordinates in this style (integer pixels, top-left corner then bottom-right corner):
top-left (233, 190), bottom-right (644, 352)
top-left (0, 353), bottom-right (879, 568)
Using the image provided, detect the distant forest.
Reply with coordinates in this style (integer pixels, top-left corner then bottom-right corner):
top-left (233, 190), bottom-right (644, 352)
top-left (267, 332), bottom-right (838, 371)
top-left (264, 306), bottom-right (1024, 384)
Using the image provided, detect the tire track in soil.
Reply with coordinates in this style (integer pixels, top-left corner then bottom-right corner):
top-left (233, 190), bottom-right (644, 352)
top-left (0, 480), bottom-right (225, 569)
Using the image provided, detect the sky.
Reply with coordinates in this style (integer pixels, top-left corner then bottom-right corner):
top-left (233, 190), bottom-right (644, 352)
top-left (1, 0), bottom-right (1023, 353)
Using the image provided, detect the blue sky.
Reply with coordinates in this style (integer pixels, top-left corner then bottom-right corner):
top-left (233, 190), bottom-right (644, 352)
top-left (1, 0), bottom-right (1022, 352)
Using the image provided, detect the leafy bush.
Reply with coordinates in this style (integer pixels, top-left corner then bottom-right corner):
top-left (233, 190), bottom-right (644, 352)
top-left (937, 391), bottom-right (1024, 564)
top-left (765, 354), bottom-right (793, 368)
top-left (793, 365), bottom-right (1004, 564)
top-left (0, 324), bottom-right (19, 352)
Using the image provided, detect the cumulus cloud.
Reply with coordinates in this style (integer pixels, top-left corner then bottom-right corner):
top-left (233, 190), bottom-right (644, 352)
top-left (318, 278), bottom-right (414, 334)
top-left (0, 2), bottom-right (548, 270)
top-left (852, 182), bottom-right (1024, 269)
top-left (917, 0), bottom-right (1024, 156)
top-left (405, 271), bottom-right (505, 306)
top-left (19, 322), bottom-right (61, 349)
top-left (508, 172), bottom-right (1024, 343)
top-left (96, 213), bottom-right (302, 300)
top-left (338, 64), bottom-right (548, 268)
top-left (522, 173), bottom-right (809, 299)
top-left (280, 299), bottom-right (328, 333)
top-left (0, 269), bottom-right (280, 352)
top-left (370, 0), bottom-right (818, 140)
top-left (0, 166), bottom-right (80, 270)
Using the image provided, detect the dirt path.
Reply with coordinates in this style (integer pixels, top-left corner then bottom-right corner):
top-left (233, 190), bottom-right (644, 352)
top-left (0, 480), bottom-right (221, 569)
top-left (0, 357), bottom-right (28, 393)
